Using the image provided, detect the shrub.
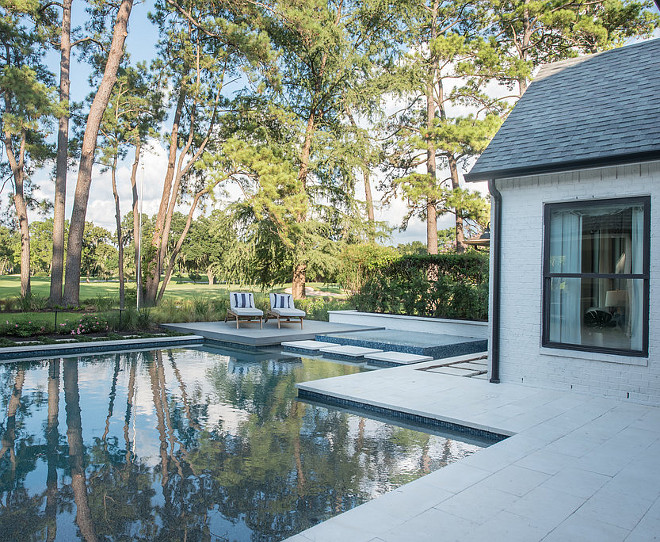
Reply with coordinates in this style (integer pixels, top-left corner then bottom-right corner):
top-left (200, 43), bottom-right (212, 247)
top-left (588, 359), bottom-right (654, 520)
top-left (80, 295), bottom-right (117, 312)
top-left (295, 297), bottom-right (352, 321)
top-left (351, 252), bottom-right (488, 321)
top-left (58, 314), bottom-right (110, 335)
top-left (338, 243), bottom-right (399, 295)
top-left (0, 319), bottom-right (47, 337)
top-left (12, 293), bottom-right (50, 311)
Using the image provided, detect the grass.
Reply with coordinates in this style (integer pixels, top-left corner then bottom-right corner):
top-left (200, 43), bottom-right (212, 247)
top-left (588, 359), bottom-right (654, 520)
top-left (0, 275), bottom-right (346, 305)
top-left (0, 275), bottom-right (352, 344)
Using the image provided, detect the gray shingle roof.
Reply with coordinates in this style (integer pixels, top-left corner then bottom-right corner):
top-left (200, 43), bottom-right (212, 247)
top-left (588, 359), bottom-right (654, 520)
top-left (464, 39), bottom-right (660, 182)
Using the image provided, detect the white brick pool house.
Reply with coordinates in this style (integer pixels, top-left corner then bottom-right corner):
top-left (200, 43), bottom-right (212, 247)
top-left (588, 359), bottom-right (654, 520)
top-left (465, 39), bottom-right (660, 405)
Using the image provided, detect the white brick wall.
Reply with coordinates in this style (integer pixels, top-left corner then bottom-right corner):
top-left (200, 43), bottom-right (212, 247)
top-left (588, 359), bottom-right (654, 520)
top-left (489, 161), bottom-right (660, 405)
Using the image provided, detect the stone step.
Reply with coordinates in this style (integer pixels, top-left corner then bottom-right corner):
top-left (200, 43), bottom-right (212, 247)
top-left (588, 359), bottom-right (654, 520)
top-left (281, 340), bottom-right (338, 354)
top-left (320, 345), bottom-right (383, 361)
top-left (363, 351), bottom-right (434, 367)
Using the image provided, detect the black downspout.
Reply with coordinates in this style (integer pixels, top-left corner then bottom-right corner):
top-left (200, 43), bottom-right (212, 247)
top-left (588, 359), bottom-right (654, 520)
top-left (488, 179), bottom-right (501, 384)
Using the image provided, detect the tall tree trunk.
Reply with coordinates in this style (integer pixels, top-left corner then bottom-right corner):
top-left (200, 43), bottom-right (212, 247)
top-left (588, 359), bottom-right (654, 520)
top-left (111, 157), bottom-right (125, 308)
top-left (448, 154), bottom-right (466, 253)
top-left (14, 182), bottom-right (31, 297)
top-left (156, 188), bottom-right (205, 304)
top-left (4, 128), bottom-right (31, 296)
top-left (50, 0), bottom-right (72, 306)
top-left (63, 359), bottom-right (98, 542)
top-left (63, 0), bottom-right (133, 306)
top-left (291, 262), bottom-right (307, 299)
top-left (363, 168), bottom-right (375, 229)
top-left (291, 110), bottom-right (315, 299)
top-left (143, 91), bottom-right (185, 307)
top-left (130, 141), bottom-right (141, 306)
top-left (518, 0), bottom-right (532, 96)
top-left (425, 80), bottom-right (438, 255)
top-left (46, 360), bottom-right (60, 542)
top-left (425, 2), bottom-right (439, 255)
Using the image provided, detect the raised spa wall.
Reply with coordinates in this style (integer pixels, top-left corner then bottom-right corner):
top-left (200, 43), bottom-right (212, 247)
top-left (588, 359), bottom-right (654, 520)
top-left (327, 310), bottom-right (488, 340)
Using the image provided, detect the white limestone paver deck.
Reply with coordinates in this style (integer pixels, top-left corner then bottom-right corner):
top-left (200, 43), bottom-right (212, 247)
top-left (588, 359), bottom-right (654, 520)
top-left (288, 359), bottom-right (660, 542)
top-left (363, 351), bottom-right (434, 364)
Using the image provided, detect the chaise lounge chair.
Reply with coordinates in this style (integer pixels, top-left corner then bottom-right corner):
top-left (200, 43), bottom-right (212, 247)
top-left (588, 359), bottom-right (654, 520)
top-left (266, 293), bottom-right (306, 329)
top-left (225, 292), bottom-right (263, 329)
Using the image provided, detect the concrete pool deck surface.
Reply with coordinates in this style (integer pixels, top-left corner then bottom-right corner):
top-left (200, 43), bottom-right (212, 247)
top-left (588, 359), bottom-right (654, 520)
top-left (289, 359), bottom-right (660, 542)
top-left (161, 319), bottom-right (385, 346)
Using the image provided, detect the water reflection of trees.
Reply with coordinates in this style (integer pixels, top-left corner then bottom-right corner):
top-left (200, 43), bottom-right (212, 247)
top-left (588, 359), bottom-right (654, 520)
top-left (0, 350), bottom-right (480, 541)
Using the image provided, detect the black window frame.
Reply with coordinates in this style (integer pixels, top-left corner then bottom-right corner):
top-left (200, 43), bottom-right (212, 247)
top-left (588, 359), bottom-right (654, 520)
top-left (542, 196), bottom-right (650, 357)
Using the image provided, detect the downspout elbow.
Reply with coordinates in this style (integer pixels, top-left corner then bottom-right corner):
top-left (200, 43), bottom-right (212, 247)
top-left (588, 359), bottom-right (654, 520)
top-left (488, 179), bottom-right (502, 384)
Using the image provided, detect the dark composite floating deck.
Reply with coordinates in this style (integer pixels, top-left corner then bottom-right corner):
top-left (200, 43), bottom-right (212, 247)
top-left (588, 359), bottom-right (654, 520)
top-left (316, 329), bottom-right (488, 359)
top-left (160, 320), bottom-right (385, 347)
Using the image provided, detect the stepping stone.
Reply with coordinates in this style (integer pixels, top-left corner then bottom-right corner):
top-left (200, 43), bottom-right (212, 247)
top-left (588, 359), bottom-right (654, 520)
top-left (320, 345), bottom-right (383, 360)
top-left (281, 340), bottom-right (337, 353)
top-left (364, 351), bottom-right (433, 366)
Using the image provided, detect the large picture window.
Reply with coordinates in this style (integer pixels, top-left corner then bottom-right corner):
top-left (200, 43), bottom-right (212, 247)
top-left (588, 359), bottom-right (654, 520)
top-left (542, 197), bottom-right (650, 356)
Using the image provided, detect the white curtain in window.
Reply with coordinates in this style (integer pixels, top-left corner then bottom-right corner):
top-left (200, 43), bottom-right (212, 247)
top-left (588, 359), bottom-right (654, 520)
top-left (629, 207), bottom-right (644, 351)
top-left (550, 211), bottom-right (582, 344)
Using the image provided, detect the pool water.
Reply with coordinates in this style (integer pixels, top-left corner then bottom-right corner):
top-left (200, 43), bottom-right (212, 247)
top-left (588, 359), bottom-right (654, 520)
top-left (0, 347), bottom-right (487, 541)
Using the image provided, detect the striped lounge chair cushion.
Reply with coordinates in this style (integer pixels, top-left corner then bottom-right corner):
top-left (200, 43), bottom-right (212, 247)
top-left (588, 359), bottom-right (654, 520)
top-left (232, 292), bottom-right (255, 308)
top-left (271, 293), bottom-right (293, 309)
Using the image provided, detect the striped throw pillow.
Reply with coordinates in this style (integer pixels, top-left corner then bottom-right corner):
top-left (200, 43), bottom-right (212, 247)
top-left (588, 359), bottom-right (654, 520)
top-left (233, 293), bottom-right (254, 308)
top-left (273, 293), bottom-right (292, 309)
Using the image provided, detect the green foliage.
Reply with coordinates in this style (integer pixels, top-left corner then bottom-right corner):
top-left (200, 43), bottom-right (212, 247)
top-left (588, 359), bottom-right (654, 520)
top-left (8, 292), bottom-right (49, 311)
top-left (488, 0), bottom-right (659, 89)
top-left (59, 314), bottom-right (110, 335)
top-left (0, 318), bottom-right (46, 337)
top-left (338, 243), bottom-right (399, 295)
top-left (294, 297), bottom-right (352, 321)
top-left (352, 252), bottom-right (489, 321)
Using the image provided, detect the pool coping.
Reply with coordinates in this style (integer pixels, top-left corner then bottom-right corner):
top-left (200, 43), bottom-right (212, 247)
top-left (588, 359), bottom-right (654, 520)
top-left (0, 334), bottom-right (205, 362)
top-left (297, 388), bottom-right (509, 442)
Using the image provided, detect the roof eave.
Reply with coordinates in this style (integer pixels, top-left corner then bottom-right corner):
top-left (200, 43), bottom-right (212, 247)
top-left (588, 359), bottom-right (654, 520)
top-left (464, 150), bottom-right (660, 182)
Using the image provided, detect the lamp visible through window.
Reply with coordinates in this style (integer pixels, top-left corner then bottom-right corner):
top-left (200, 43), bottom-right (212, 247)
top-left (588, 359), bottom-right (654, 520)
top-left (605, 289), bottom-right (628, 310)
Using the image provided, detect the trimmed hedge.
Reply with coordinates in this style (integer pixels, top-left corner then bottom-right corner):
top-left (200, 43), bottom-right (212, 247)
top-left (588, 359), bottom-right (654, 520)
top-left (351, 252), bottom-right (488, 321)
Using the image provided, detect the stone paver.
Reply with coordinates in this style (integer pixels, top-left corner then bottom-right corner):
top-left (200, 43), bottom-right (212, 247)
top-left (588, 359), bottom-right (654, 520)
top-left (320, 345), bottom-right (383, 359)
top-left (281, 340), bottom-right (337, 351)
top-left (287, 359), bottom-right (660, 542)
top-left (363, 351), bottom-right (433, 365)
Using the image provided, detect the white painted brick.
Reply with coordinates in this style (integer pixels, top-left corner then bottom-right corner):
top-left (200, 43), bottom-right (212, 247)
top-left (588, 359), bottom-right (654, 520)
top-left (492, 161), bottom-right (660, 405)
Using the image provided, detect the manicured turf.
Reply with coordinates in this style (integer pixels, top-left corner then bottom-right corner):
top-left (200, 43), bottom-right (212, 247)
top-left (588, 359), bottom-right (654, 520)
top-left (0, 275), bottom-right (343, 303)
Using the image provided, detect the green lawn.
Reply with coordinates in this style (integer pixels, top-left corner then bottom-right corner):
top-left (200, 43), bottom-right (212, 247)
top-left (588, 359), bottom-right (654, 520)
top-left (0, 275), bottom-right (346, 304)
top-left (0, 275), bottom-right (350, 341)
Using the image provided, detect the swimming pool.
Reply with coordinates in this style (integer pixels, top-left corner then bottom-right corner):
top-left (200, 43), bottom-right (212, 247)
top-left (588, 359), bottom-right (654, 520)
top-left (0, 346), bottom-right (489, 541)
